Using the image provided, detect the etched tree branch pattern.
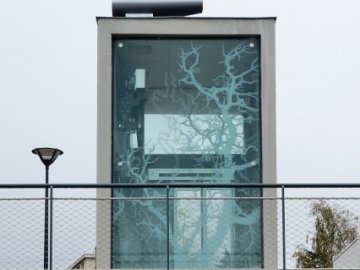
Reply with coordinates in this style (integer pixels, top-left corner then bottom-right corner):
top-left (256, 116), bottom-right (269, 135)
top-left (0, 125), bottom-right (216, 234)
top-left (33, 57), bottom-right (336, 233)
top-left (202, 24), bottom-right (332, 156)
top-left (112, 39), bottom-right (262, 268)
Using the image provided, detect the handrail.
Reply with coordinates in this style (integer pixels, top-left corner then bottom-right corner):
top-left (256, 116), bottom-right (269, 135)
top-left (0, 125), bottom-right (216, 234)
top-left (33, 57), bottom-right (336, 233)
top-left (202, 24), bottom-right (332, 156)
top-left (1, 182), bottom-right (360, 188)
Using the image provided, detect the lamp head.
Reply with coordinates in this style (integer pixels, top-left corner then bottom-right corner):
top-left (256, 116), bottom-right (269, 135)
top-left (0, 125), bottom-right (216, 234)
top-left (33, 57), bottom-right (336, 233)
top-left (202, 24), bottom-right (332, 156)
top-left (32, 147), bottom-right (63, 167)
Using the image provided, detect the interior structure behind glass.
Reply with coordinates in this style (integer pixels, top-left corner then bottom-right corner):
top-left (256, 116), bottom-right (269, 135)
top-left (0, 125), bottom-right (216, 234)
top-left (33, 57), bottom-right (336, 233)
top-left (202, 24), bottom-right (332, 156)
top-left (112, 37), bottom-right (262, 269)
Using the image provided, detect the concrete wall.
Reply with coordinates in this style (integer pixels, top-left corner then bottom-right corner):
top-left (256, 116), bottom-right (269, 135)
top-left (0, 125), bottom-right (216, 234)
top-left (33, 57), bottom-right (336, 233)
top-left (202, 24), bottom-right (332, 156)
top-left (97, 17), bottom-right (276, 269)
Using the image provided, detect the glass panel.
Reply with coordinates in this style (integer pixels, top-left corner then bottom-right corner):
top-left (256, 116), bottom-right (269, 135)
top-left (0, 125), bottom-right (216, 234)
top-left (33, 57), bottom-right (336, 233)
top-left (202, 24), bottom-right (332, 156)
top-left (170, 188), bottom-right (261, 269)
top-left (112, 188), bottom-right (167, 269)
top-left (112, 38), bottom-right (262, 269)
top-left (171, 189), bottom-right (233, 268)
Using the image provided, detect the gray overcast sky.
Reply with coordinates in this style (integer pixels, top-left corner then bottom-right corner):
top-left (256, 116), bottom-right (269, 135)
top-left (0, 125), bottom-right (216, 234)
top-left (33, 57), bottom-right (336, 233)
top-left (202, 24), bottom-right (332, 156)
top-left (0, 0), bottom-right (360, 184)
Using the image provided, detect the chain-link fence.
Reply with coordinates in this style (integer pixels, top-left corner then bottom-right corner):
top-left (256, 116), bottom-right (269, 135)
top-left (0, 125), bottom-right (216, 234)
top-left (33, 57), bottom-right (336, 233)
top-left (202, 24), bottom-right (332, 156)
top-left (1, 184), bottom-right (360, 270)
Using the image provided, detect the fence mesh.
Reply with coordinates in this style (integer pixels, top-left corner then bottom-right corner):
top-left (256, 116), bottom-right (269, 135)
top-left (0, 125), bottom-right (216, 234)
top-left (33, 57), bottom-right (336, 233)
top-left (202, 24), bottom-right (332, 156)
top-left (0, 186), bottom-right (360, 270)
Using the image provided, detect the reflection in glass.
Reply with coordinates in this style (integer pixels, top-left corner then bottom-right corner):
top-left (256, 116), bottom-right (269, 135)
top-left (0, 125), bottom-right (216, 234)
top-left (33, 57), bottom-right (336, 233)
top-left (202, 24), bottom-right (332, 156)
top-left (112, 38), bottom-right (262, 269)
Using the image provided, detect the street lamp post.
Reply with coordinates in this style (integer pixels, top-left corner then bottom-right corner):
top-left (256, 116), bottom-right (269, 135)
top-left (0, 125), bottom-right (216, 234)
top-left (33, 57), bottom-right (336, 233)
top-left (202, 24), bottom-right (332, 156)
top-left (32, 148), bottom-right (63, 270)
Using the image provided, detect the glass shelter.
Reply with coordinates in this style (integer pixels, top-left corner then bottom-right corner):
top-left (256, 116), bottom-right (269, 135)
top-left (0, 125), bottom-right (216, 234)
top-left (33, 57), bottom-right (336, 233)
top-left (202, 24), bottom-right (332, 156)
top-left (97, 18), bottom-right (276, 270)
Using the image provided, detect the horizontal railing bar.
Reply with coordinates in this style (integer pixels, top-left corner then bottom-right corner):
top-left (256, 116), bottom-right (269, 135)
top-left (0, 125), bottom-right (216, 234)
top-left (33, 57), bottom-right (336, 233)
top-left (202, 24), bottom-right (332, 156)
top-left (1, 182), bottom-right (360, 189)
top-left (1, 196), bottom-right (360, 201)
top-left (0, 196), bottom-right (278, 201)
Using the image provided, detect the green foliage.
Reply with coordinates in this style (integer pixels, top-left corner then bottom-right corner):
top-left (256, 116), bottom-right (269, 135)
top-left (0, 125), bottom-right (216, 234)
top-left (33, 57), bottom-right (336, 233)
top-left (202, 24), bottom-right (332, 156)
top-left (293, 200), bottom-right (358, 268)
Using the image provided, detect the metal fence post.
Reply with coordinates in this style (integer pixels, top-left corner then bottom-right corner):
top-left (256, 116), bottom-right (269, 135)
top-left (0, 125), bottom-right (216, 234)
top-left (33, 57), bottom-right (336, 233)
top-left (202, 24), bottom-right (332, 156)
top-left (44, 169), bottom-right (49, 270)
top-left (49, 186), bottom-right (54, 270)
top-left (282, 185), bottom-right (286, 270)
